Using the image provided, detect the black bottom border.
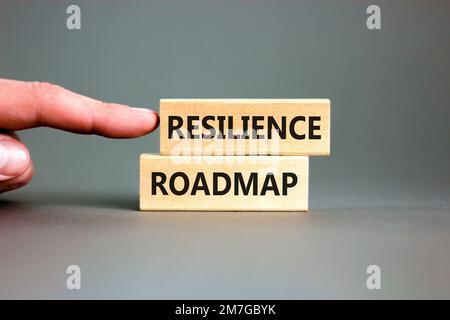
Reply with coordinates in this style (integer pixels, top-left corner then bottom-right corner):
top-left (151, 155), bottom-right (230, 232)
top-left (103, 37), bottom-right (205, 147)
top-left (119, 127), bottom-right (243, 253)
top-left (1, 300), bottom-right (448, 318)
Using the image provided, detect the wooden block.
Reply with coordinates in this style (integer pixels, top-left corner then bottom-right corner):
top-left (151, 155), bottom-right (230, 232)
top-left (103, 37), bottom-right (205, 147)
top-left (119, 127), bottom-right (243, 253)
top-left (140, 154), bottom-right (308, 211)
top-left (160, 99), bottom-right (330, 156)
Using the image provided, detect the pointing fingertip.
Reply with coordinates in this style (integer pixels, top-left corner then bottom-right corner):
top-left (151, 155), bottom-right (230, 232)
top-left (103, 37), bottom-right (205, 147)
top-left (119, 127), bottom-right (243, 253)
top-left (131, 107), bottom-right (151, 113)
top-left (151, 110), bottom-right (160, 131)
top-left (131, 107), bottom-right (159, 133)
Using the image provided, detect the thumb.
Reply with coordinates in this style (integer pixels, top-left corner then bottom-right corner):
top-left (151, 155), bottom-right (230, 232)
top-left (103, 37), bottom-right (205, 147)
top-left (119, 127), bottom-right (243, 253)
top-left (0, 133), bottom-right (33, 193)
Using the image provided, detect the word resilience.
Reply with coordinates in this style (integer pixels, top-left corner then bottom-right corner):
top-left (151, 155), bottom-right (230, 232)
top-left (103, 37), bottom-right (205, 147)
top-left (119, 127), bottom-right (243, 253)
top-left (160, 99), bottom-right (330, 156)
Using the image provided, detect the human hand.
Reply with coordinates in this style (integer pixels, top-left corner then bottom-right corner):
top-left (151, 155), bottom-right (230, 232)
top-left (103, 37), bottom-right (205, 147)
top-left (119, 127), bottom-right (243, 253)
top-left (0, 78), bottom-right (159, 193)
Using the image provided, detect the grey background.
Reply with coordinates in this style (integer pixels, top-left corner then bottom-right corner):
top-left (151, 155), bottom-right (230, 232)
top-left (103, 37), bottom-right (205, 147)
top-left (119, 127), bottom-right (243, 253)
top-left (0, 0), bottom-right (449, 299)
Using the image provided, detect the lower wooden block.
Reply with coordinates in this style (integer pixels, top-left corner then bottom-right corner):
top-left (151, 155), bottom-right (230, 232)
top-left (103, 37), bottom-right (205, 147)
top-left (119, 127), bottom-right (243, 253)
top-left (140, 154), bottom-right (308, 211)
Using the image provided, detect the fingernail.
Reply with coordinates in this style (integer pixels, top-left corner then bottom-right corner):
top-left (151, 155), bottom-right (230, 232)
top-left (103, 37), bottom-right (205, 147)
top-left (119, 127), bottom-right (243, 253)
top-left (132, 107), bottom-right (159, 125)
top-left (131, 107), bottom-right (154, 114)
top-left (0, 141), bottom-right (29, 181)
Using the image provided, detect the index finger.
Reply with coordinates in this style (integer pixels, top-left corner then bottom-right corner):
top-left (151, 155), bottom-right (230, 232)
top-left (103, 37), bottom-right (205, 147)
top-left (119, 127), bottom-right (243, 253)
top-left (0, 79), bottom-right (159, 138)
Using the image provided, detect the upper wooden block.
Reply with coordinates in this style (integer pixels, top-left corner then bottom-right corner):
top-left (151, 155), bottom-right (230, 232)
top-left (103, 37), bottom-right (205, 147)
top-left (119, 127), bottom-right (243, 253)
top-left (159, 99), bottom-right (330, 156)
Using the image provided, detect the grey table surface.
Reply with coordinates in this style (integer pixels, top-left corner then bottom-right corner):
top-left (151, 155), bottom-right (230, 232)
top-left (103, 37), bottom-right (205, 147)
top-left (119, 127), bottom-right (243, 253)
top-left (1, 189), bottom-right (449, 299)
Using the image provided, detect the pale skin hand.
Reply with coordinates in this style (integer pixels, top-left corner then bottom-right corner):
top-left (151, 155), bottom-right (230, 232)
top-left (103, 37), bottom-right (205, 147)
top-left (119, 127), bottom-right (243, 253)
top-left (0, 78), bottom-right (159, 194)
